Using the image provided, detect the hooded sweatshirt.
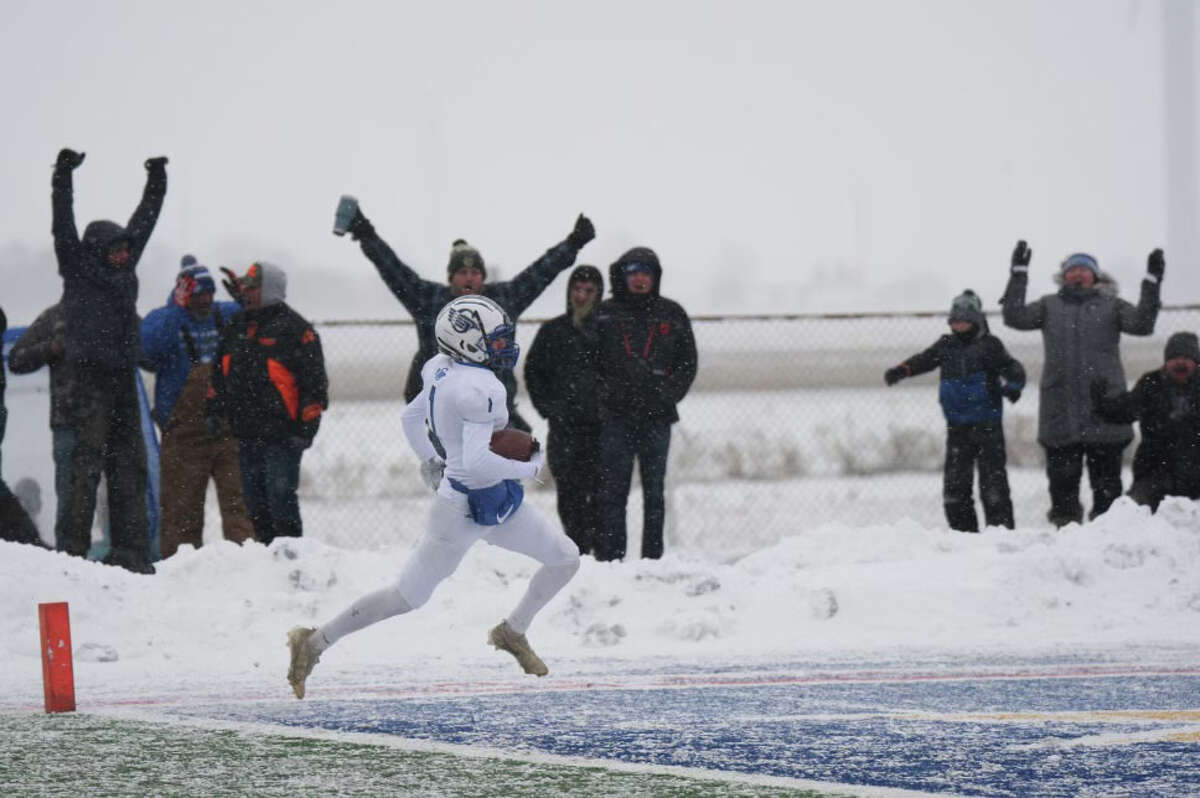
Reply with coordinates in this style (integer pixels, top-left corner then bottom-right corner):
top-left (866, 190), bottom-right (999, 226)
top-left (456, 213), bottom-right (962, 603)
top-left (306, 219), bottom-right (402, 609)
top-left (524, 265), bottom-right (604, 426)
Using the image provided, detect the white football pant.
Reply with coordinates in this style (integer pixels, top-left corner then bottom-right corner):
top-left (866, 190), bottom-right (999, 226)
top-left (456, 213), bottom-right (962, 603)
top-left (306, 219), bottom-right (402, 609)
top-left (314, 497), bottom-right (580, 652)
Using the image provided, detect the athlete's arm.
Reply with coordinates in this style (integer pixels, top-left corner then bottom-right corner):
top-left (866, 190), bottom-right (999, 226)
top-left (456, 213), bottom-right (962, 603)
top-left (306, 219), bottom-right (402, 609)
top-left (402, 390), bottom-right (440, 462)
top-left (461, 421), bottom-right (538, 483)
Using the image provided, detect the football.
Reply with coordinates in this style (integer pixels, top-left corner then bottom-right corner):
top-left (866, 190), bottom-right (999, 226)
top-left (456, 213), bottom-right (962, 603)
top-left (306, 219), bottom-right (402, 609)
top-left (490, 428), bottom-right (538, 462)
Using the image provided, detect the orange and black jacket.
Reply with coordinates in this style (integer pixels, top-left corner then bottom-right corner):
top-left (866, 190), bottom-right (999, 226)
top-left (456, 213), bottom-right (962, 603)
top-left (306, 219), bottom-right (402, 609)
top-left (207, 302), bottom-right (328, 444)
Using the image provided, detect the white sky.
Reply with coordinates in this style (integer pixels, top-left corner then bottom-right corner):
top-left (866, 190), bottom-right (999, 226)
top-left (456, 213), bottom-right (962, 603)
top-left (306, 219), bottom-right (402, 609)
top-left (1, 0), bottom-right (1195, 323)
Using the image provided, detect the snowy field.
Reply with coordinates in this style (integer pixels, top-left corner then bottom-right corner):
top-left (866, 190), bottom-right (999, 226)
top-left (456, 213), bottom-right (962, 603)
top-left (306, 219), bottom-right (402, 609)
top-left (3, 497), bottom-right (1200, 795)
top-left (4, 321), bottom-right (1200, 794)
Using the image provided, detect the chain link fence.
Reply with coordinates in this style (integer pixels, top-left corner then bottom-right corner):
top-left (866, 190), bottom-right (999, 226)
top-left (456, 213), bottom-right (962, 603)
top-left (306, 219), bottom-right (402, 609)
top-left (293, 305), bottom-right (1200, 558)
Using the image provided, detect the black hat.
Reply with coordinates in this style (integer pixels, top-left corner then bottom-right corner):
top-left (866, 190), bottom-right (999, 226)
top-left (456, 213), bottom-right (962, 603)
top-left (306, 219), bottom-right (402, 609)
top-left (447, 239), bottom-right (486, 280)
top-left (1164, 331), bottom-right (1200, 363)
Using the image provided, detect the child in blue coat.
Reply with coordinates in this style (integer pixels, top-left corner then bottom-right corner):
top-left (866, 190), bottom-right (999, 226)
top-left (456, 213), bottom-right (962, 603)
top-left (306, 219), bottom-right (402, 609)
top-left (884, 290), bottom-right (1026, 531)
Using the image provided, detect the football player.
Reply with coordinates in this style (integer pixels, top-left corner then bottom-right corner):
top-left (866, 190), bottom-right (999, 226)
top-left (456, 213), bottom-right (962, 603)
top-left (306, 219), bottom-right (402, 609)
top-left (285, 296), bottom-right (580, 699)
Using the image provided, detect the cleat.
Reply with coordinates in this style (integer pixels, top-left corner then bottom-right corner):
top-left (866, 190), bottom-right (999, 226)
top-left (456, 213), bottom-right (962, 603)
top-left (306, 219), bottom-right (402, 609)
top-left (488, 621), bottom-right (548, 677)
top-left (286, 626), bottom-right (321, 699)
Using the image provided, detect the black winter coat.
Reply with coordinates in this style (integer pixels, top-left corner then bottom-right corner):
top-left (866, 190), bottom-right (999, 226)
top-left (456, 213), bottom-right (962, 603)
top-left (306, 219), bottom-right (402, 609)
top-left (525, 302), bottom-right (601, 429)
top-left (208, 302), bottom-right (329, 443)
top-left (7, 303), bottom-right (77, 430)
top-left (595, 250), bottom-right (697, 424)
top-left (358, 230), bottom-right (583, 402)
top-left (902, 328), bottom-right (1025, 426)
top-left (52, 162), bottom-right (165, 373)
top-left (1095, 369), bottom-right (1200, 493)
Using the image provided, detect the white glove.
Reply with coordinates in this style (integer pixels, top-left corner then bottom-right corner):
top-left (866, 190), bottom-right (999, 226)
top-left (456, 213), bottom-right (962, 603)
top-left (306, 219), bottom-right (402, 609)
top-left (527, 449), bottom-right (546, 484)
top-left (419, 457), bottom-right (445, 492)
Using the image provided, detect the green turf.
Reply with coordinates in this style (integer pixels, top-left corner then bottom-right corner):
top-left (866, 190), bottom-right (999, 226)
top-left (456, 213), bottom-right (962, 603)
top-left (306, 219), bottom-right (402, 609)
top-left (0, 712), bottom-right (842, 797)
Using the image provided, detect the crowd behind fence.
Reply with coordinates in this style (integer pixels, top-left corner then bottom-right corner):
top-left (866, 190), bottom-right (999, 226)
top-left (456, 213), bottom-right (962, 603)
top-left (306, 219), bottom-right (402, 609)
top-left (289, 305), bottom-right (1200, 557)
top-left (6, 307), bottom-right (1197, 558)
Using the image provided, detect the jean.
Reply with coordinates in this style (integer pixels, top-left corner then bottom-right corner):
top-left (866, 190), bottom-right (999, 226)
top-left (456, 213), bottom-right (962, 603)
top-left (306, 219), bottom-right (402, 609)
top-left (595, 418), bottom-right (672, 561)
top-left (237, 438), bottom-right (304, 544)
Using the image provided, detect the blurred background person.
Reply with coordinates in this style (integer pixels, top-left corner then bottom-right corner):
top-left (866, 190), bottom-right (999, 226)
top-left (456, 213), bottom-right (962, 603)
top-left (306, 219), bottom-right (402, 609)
top-left (208, 262), bottom-right (327, 544)
top-left (525, 265), bottom-right (604, 555)
top-left (141, 255), bottom-right (253, 558)
top-left (0, 306), bottom-right (48, 548)
top-left (884, 290), bottom-right (1025, 532)
top-left (1092, 331), bottom-right (1200, 511)
top-left (594, 248), bottom-right (697, 561)
top-left (1001, 241), bottom-right (1163, 527)
top-left (8, 301), bottom-right (75, 547)
top-left (336, 197), bottom-right (594, 431)
top-left (51, 148), bottom-right (167, 573)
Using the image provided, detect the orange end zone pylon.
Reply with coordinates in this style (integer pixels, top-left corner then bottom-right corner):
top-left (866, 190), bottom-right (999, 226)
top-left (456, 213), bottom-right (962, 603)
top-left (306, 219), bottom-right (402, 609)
top-left (38, 602), bottom-right (76, 713)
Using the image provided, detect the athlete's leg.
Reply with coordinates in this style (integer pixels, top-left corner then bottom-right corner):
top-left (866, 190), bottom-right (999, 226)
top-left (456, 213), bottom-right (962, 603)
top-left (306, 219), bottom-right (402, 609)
top-left (485, 503), bottom-right (580, 634)
top-left (313, 498), bottom-right (480, 652)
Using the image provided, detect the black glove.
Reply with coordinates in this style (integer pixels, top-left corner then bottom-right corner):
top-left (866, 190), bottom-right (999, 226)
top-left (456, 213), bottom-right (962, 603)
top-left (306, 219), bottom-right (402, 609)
top-left (1011, 239), bottom-right (1031, 272)
top-left (205, 415), bottom-right (223, 440)
top-left (219, 267), bottom-right (243, 305)
top-left (348, 208), bottom-right (376, 242)
top-left (884, 365), bottom-right (908, 386)
top-left (1002, 382), bottom-right (1022, 404)
top-left (56, 148), bottom-right (85, 170)
top-left (144, 156), bottom-right (168, 172)
top-left (1147, 248), bottom-right (1165, 281)
top-left (566, 214), bottom-right (595, 249)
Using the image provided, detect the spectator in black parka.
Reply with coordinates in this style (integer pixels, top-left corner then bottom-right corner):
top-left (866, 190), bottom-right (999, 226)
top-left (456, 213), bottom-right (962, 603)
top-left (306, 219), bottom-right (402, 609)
top-left (885, 290), bottom-right (1025, 532)
top-left (51, 148), bottom-right (166, 573)
top-left (525, 265), bottom-right (604, 555)
top-left (593, 248), bottom-right (697, 561)
top-left (1092, 331), bottom-right (1200, 510)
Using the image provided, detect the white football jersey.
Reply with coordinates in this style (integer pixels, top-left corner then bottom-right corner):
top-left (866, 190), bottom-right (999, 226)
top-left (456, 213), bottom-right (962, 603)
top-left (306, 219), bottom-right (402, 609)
top-left (401, 354), bottom-right (535, 505)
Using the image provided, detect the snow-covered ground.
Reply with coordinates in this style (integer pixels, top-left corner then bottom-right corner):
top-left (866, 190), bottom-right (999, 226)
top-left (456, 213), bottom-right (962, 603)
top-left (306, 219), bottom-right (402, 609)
top-left (2, 495), bottom-right (1198, 709)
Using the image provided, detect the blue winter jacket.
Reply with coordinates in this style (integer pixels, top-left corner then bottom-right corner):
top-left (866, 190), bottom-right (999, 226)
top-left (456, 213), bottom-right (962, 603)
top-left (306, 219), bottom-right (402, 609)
top-left (902, 328), bottom-right (1026, 427)
top-left (140, 291), bottom-right (240, 427)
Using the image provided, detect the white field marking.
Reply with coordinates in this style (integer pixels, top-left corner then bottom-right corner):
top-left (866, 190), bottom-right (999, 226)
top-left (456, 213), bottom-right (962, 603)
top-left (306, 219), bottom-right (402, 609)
top-left (98, 708), bottom-right (944, 798)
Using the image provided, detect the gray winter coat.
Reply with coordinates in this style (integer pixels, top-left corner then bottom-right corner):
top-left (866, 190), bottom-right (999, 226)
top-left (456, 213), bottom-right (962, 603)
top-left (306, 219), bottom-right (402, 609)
top-left (1002, 271), bottom-right (1160, 447)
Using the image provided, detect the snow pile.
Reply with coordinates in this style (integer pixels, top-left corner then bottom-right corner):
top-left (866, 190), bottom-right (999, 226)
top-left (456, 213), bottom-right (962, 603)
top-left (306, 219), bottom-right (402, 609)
top-left (1, 495), bottom-right (1198, 704)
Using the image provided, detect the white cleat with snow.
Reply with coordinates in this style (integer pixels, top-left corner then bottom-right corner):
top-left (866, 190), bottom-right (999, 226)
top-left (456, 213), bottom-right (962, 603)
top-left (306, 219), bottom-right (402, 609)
top-left (488, 621), bottom-right (548, 677)
top-left (286, 626), bottom-right (321, 699)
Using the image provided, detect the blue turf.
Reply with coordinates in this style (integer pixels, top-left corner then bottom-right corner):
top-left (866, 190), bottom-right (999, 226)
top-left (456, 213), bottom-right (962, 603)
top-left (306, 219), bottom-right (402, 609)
top-left (171, 672), bottom-right (1200, 796)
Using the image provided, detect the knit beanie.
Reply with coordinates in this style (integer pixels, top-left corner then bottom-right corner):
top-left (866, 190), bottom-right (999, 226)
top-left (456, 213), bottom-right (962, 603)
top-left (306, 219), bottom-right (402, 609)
top-left (1164, 331), bottom-right (1200, 363)
top-left (1060, 252), bottom-right (1099, 278)
top-left (948, 289), bottom-right (984, 328)
top-left (178, 254), bottom-right (216, 294)
top-left (447, 239), bottom-right (486, 280)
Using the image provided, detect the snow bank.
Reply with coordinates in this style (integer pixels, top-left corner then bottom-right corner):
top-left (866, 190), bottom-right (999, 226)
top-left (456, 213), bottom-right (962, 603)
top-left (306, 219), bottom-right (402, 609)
top-left (2, 496), bottom-right (1198, 705)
